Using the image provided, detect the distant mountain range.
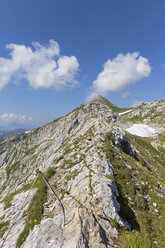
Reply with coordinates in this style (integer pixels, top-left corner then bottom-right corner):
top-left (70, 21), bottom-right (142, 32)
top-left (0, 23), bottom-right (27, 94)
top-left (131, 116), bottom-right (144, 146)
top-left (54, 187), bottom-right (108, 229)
top-left (0, 128), bottom-right (26, 142)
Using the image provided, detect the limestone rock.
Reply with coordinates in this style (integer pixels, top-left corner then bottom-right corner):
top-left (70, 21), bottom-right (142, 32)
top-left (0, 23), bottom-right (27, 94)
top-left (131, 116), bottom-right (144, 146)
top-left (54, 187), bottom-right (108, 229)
top-left (0, 96), bottom-right (164, 247)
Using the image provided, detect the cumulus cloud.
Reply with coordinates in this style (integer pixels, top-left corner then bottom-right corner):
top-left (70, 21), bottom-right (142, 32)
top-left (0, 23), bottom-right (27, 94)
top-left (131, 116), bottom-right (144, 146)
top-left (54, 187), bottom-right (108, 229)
top-left (0, 40), bottom-right (79, 89)
top-left (0, 113), bottom-right (32, 122)
top-left (87, 52), bottom-right (151, 100)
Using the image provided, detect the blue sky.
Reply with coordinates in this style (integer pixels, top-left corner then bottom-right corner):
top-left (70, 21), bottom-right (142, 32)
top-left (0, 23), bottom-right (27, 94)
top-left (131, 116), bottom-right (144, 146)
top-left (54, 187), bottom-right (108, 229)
top-left (0, 0), bottom-right (164, 129)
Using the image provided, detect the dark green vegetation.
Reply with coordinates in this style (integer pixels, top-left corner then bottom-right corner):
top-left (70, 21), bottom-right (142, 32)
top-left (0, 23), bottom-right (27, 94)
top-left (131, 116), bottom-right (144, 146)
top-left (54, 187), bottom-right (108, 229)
top-left (104, 132), bottom-right (165, 248)
top-left (157, 133), bottom-right (165, 154)
top-left (0, 220), bottom-right (9, 238)
top-left (16, 167), bottom-right (56, 248)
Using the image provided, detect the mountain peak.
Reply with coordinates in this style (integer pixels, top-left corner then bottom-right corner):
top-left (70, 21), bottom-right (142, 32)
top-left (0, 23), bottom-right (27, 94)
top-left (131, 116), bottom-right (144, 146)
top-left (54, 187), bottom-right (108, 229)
top-left (89, 95), bottom-right (117, 109)
top-left (90, 95), bottom-right (107, 102)
top-left (89, 95), bottom-right (132, 114)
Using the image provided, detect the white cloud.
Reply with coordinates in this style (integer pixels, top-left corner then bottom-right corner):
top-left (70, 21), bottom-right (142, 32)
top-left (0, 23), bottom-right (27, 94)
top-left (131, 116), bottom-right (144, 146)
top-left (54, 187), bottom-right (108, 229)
top-left (0, 40), bottom-right (79, 89)
top-left (87, 52), bottom-right (151, 100)
top-left (0, 113), bottom-right (32, 122)
top-left (131, 99), bottom-right (143, 107)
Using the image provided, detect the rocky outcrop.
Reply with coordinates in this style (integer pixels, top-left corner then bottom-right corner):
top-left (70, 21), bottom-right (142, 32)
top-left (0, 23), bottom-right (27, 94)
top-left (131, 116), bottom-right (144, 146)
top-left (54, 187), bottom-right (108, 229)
top-left (111, 127), bottom-right (137, 158)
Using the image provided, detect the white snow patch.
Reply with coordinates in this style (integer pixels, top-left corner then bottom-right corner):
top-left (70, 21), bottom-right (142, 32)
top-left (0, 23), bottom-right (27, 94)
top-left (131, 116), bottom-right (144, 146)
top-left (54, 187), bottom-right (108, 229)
top-left (25, 130), bottom-right (31, 134)
top-left (119, 109), bottom-right (133, 116)
top-left (126, 124), bottom-right (156, 137)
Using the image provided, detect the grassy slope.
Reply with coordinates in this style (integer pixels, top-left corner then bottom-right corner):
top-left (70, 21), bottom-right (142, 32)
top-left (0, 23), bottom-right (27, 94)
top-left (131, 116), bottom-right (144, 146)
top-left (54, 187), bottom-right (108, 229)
top-left (104, 132), bottom-right (165, 248)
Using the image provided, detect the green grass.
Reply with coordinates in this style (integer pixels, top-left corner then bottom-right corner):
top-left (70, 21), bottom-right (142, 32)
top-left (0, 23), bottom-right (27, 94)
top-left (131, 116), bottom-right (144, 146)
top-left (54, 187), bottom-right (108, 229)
top-left (105, 174), bottom-right (114, 180)
top-left (121, 231), bottom-right (153, 248)
top-left (104, 131), bottom-right (165, 248)
top-left (64, 169), bottom-right (80, 181)
top-left (15, 167), bottom-right (56, 248)
top-left (3, 183), bottom-right (32, 210)
top-left (62, 159), bottom-right (77, 169)
top-left (109, 218), bottom-right (119, 229)
top-left (6, 161), bottom-right (20, 180)
top-left (127, 133), bottom-right (165, 176)
top-left (0, 220), bottom-right (9, 238)
top-left (23, 144), bottom-right (40, 157)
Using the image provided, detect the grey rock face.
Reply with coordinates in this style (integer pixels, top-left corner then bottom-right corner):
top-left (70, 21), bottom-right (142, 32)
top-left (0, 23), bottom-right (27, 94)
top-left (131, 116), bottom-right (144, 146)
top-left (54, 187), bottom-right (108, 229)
top-left (111, 127), bottom-right (137, 158)
top-left (0, 97), bottom-right (127, 247)
top-left (0, 189), bottom-right (36, 248)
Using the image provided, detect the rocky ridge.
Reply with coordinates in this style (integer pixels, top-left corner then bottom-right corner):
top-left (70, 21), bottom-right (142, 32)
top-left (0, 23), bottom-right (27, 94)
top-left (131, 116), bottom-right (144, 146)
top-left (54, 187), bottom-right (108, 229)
top-left (0, 95), bottom-right (164, 248)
